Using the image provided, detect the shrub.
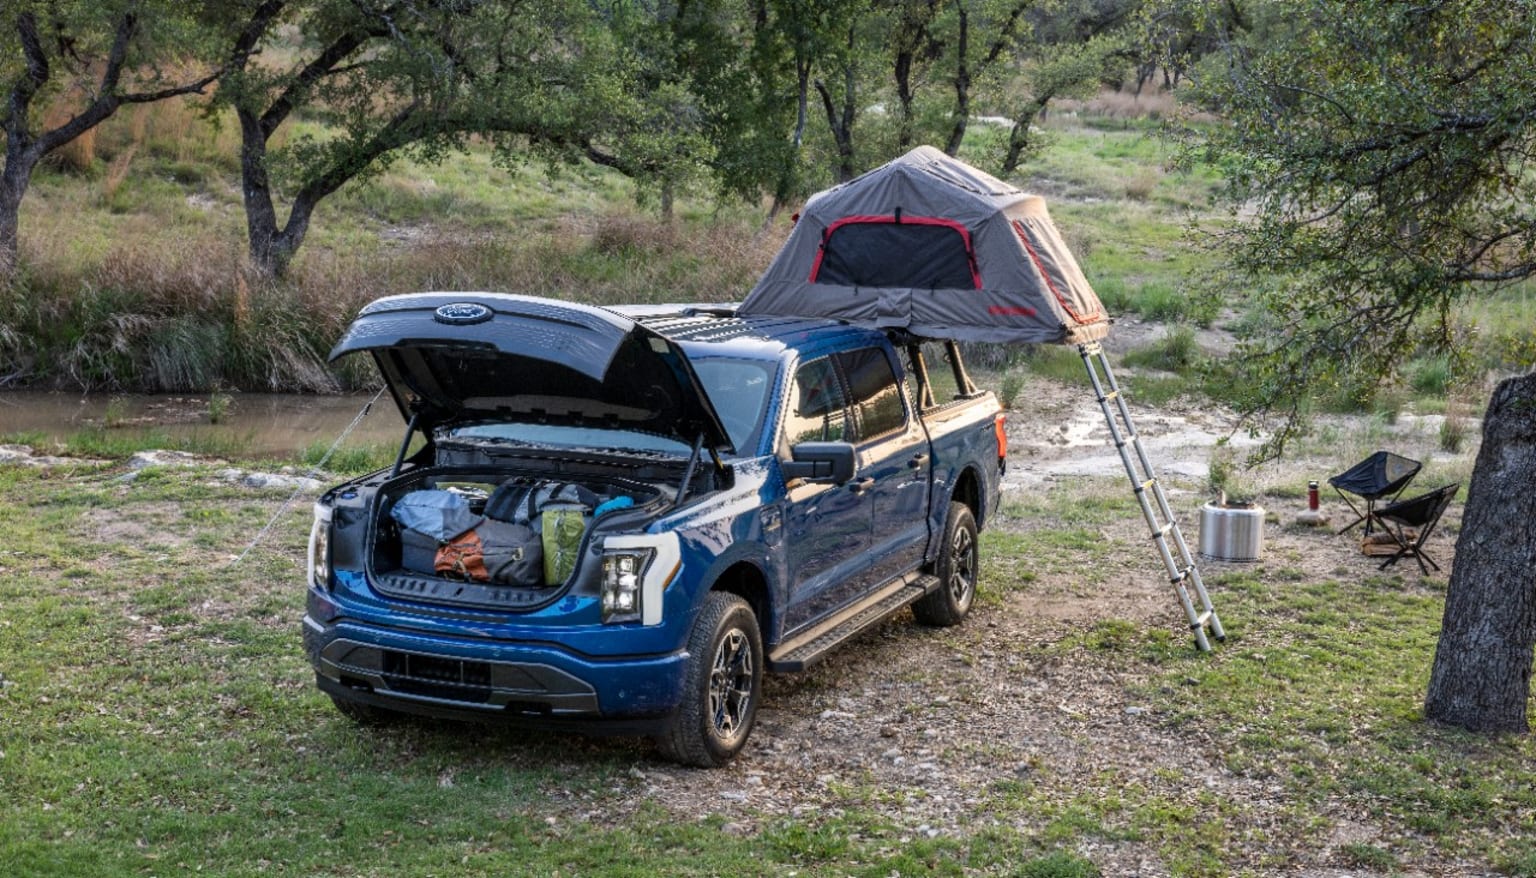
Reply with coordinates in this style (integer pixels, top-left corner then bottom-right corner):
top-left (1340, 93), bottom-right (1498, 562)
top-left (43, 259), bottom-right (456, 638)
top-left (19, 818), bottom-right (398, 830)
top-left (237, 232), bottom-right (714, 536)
top-left (1124, 168), bottom-right (1160, 201)
top-left (1123, 324), bottom-right (1202, 373)
top-left (1408, 355), bottom-right (1453, 395)
top-left (999, 371), bottom-right (1025, 409)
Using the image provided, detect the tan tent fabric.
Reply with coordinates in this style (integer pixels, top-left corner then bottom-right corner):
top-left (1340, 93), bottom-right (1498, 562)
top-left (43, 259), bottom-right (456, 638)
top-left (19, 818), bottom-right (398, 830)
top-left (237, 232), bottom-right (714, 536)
top-left (739, 146), bottom-right (1110, 345)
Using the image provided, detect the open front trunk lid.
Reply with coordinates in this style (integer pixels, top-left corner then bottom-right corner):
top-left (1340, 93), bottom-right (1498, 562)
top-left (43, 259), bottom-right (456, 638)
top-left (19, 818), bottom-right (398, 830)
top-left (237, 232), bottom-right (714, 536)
top-left (329, 292), bottom-right (734, 453)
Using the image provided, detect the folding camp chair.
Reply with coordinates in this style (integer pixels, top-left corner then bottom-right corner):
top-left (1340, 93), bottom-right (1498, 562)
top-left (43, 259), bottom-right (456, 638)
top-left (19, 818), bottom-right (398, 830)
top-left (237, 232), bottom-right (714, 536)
top-left (1370, 483), bottom-right (1458, 574)
top-left (1328, 451), bottom-right (1422, 535)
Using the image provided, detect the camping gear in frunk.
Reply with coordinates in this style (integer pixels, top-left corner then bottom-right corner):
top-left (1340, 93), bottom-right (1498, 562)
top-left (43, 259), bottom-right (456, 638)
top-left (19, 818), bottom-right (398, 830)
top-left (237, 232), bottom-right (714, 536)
top-left (434, 518), bottom-right (545, 585)
top-left (390, 489), bottom-right (480, 574)
top-left (542, 502), bottom-right (589, 585)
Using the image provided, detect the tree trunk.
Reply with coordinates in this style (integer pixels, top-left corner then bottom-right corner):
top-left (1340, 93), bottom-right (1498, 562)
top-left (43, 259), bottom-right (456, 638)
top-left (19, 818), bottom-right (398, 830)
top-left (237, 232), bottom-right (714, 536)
top-left (894, 47), bottom-right (916, 150)
top-left (1424, 371), bottom-right (1536, 733)
top-left (1001, 93), bottom-right (1052, 174)
top-left (0, 138), bottom-right (41, 278)
top-left (0, 173), bottom-right (23, 278)
top-left (237, 106), bottom-right (284, 277)
top-left (1001, 117), bottom-right (1033, 174)
top-left (943, 5), bottom-right (970, 157)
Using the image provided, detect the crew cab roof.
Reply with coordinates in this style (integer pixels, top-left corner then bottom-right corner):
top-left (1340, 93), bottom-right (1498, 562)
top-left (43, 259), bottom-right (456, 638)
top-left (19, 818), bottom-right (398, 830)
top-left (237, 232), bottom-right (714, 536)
top-left (610, 304), bottom-right (890, 363)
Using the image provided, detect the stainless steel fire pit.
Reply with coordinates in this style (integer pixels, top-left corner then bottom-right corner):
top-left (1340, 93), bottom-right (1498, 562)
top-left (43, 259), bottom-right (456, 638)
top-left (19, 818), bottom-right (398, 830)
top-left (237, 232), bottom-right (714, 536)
top-left (1199, 500), bottom-right (1265, 562)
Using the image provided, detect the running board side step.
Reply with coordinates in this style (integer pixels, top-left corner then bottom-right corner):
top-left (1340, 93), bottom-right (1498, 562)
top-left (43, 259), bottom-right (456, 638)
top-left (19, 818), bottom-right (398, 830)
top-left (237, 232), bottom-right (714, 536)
top-left (767, 572), bottom-right (939, 672)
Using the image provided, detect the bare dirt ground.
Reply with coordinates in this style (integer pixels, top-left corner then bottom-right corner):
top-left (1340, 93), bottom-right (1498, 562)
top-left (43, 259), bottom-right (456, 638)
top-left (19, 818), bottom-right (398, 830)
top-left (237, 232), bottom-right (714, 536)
top-left (9, 348), bottom-right (1477, 874)
top-left (584, 365), bottom-right (1479, 877)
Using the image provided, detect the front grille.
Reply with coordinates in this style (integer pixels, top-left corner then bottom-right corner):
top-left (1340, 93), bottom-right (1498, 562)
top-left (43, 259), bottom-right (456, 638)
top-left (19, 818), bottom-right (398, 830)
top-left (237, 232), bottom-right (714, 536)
top-left (318, 639), bottom-right (601, 714)
top-left (382, 651), bottom-right (493, 702)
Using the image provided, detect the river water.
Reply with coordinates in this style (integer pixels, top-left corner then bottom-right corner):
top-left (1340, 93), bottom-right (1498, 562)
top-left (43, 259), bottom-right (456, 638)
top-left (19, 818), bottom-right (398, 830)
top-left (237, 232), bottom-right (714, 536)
top-left (0, 391), bottom-right (408, 457)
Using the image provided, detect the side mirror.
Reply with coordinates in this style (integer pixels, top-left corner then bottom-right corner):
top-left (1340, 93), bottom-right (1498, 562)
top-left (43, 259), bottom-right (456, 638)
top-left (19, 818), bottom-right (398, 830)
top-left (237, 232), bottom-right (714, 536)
top-left (782, 441), bottom-right (856, 485)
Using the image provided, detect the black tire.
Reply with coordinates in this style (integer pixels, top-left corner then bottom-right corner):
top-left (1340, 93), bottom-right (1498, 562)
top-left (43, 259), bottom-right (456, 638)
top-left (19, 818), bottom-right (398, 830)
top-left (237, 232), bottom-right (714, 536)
top-left (655, 592), bottom-right (763, 767)
top-left (912, 501), bottom-right (978, 627)
top-left (329, 694), bottom-right (403, 725)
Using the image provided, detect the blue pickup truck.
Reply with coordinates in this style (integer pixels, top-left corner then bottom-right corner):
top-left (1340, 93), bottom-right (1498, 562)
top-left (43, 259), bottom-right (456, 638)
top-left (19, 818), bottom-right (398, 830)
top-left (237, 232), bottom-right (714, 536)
top-left (304, 292), bottom-right (1004, 765)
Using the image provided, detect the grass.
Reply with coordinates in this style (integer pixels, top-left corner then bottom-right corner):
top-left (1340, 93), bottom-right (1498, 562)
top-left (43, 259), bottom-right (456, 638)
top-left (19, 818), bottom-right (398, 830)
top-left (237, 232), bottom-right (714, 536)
top-left (979, 481), bottom-right (1536, 876)
top-left (0, 461), bottom-right (1105, 877)
top-left (0, 439), bottom-right (1528, 876)
top-left (300, 438), bottom-right (405, 475)
top-left (1, 426), bottom-right (257, 460)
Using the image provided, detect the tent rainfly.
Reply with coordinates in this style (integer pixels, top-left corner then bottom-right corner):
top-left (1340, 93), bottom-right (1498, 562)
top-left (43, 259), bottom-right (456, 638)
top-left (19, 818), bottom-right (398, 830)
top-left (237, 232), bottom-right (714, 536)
top-left (738, 146), bottom-right (1110, 346)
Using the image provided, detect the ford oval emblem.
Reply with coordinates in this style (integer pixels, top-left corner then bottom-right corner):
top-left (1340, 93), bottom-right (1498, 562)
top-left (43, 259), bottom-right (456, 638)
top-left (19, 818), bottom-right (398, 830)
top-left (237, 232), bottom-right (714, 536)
top-left (434, 302), bottom-right (492, 325)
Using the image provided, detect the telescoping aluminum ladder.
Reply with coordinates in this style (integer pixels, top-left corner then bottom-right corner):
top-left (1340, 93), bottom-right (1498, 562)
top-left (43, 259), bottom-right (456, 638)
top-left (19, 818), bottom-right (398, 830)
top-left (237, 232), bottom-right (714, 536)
top-left (1079, 341), bottom-right (1226, 652)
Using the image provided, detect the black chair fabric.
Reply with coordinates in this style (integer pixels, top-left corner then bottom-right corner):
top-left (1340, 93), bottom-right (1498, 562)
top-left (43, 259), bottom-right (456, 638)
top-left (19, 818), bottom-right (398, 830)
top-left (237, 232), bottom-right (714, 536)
top-left (1329, 450), bottom-right (1423, 534)
top-left (1371, 483), bottom-right (1458, 574)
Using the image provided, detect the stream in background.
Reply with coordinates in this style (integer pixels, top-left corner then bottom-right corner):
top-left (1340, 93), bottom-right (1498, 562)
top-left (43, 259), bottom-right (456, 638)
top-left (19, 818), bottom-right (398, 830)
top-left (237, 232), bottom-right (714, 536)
top-left (0, 391), bottom-right (407, 458)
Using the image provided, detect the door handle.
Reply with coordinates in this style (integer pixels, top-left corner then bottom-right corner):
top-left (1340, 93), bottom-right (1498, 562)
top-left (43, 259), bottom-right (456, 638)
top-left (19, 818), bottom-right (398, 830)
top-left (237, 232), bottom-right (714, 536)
top-left (908, 453), bottom-right (929, 469)
top-left (849, 477), bottom-right (875, 494)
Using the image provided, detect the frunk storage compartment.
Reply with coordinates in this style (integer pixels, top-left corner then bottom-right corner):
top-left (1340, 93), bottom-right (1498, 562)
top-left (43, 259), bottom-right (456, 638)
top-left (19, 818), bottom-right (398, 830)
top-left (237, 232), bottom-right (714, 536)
top-left (372, 470), bottom-right (662, 599)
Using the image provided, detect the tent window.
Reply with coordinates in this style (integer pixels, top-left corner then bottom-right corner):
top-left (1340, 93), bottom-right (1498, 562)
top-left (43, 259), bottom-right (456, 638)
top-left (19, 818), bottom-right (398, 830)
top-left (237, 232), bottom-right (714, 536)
top-left (812, 217), bottom-right (980, 289)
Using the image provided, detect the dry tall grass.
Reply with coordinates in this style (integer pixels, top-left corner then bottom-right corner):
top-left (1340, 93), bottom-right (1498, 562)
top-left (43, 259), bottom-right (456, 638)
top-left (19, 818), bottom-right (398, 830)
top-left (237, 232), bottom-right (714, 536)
top-left (2, 207), bottom-right (787, 393)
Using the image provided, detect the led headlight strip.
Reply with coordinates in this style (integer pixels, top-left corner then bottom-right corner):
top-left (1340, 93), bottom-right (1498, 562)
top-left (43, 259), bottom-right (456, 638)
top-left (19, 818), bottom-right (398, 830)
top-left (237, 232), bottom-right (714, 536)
top-left (309, 502), bottom-right (333, 590)
top-left (600, 533), bottom-right (681, 625)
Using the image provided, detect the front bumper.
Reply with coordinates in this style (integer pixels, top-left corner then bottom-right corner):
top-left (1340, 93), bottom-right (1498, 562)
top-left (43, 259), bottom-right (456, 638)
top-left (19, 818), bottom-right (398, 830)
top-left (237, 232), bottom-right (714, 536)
top-left (303, 609), bottom-right (689, 726)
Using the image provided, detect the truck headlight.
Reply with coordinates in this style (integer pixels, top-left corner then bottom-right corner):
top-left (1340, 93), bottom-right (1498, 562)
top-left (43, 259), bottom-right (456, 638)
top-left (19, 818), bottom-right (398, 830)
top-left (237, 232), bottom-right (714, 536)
top-left (601, 549), bottom-right (651, 624)
top-left (309, 503), bottom-right (332, 590)
top-left (600, 534), bottom-right (680, 625)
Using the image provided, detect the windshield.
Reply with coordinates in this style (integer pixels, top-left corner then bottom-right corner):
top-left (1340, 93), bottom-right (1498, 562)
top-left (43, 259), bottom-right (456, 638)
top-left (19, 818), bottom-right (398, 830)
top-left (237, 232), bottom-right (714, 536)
top-left (440, 356), bottom-right (773, 457)
top-left (692, 357), bottom-right (772, 453)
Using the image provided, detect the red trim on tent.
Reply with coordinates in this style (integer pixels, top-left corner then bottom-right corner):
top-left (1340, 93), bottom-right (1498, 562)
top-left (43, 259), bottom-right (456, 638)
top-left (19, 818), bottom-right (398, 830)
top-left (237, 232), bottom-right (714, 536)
top-left (1011, 220), bottom-right (1104, 325)
top-left (811, 215), bottom-right (983, 289)
top-left (987, 305), bottom-right (1037, 317)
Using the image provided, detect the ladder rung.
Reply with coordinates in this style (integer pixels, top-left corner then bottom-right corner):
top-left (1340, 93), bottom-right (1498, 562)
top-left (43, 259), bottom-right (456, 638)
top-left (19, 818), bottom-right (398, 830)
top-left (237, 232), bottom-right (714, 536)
top-left (1079, 343), bottom-right (1221, 653)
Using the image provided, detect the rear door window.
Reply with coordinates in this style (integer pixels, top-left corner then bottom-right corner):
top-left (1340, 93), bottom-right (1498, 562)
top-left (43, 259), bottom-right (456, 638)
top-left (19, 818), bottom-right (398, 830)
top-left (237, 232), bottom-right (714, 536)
top-left (836, 347), bottom-right (907, 441)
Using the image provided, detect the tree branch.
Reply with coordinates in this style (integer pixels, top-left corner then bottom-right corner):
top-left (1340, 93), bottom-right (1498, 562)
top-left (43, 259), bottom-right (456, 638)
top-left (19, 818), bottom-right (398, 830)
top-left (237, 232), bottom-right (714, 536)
top-left (8, 11), bottom-right (51, 137)
top-left (94, 13), bottom-right (140, 100)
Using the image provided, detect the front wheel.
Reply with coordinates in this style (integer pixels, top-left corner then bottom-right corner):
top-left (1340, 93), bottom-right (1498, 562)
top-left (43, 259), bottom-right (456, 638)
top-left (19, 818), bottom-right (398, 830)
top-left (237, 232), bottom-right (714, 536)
top-left (912, 501), bottom-right (978, 627)
top-left (655, 592), bottom-right (763, 767)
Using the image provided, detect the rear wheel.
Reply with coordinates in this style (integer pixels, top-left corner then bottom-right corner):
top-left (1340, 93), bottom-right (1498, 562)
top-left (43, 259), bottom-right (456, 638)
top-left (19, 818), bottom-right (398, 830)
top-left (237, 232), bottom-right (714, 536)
top-left (912, 501), bottom-right (978, 627)
top-left (656, 592), bottom-right (763, 767)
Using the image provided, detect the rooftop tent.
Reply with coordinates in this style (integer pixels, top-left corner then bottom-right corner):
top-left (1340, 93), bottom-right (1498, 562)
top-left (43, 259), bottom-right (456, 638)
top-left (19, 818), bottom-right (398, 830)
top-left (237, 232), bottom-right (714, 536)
top-left (738, 146), bottom-right (1110, 345)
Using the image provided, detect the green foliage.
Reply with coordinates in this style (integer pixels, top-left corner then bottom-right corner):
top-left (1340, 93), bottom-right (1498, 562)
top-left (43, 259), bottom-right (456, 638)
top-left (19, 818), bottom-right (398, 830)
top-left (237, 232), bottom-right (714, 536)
top-left (1408, 356), bottom-right (1454, 396)
top-left (207, 391), bottom-right (231, 425)
top-left (1123, 325), bottom-right (1203, 373)
top-left (1016, 851), bottom-right (1102, 878)
top-left (0, 2), bottom-right (223, 272)
top-left (1188, 0), bottom-right (1536, 458)
top-left (1134, 282), bottom-right (1217, 326)
top-left (301, 440), bottom-right (396, 476)
top-left (999, 372), bottom-right (1026, 409)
